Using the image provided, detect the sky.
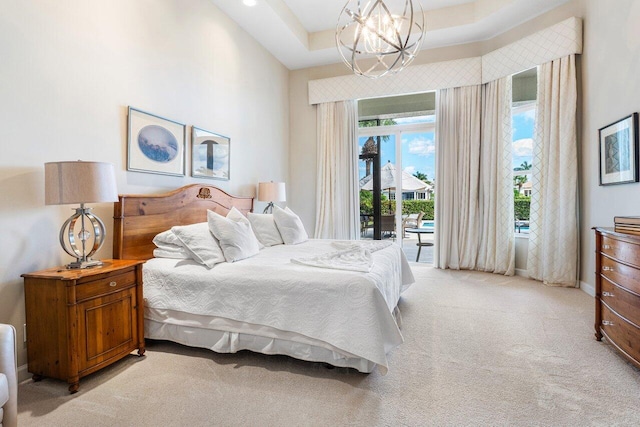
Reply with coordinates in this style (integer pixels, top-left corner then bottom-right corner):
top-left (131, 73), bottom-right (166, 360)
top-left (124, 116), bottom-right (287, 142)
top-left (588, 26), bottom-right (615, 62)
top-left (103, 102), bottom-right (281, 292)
top-left (512, 107), bottom-right (535, 170)
top-left (358, 108), bottom-right (535, 184)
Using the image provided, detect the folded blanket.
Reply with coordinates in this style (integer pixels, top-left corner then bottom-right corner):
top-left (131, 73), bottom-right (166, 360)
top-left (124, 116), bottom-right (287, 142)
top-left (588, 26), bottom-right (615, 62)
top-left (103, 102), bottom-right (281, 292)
top-left (331, 240), bottom-right (393, 252)
top-left (291, 241), bottom-right (395, 273)
top-left (291, 246), bottom-right (374, 272)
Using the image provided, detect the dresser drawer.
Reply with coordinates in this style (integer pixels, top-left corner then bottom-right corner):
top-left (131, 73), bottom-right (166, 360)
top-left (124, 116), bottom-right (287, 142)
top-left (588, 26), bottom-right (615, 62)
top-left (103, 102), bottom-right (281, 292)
top-left (601, 277), bottom-right (640, 328)
top-left (76, 270), bottom-right (136, 301)
top-left (600, 255), bottom-right (640, 295)
top-left (601, 235), bottom-right (640, 268)
top-left (601, 304), bottom-right (640, 364)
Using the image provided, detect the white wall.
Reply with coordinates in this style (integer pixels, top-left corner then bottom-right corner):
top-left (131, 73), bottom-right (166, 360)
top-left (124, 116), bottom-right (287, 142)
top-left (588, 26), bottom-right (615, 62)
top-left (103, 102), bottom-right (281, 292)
top-left (0, 0), bottom-right (289, 367)
top-left (578, 0), bottom-right (640, 291)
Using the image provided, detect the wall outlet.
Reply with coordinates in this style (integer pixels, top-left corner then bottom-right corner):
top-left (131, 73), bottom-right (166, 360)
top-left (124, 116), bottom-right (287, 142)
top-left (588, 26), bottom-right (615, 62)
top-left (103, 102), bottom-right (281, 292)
top-left (23, 323), bottom-right (27, 343)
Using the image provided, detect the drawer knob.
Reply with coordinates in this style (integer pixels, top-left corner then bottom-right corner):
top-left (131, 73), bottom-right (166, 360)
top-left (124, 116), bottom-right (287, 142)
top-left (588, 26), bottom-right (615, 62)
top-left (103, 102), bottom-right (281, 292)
top-left (602, 266), bottom-right (614, 272)
top-left (109, 281), bottom-right (117, 287)
top-left (602, 291), bottom-right (615, 298)
top-left (603, 244), bottom-right (611, 249)
top-left (602, 320), bottom-right (615, 326)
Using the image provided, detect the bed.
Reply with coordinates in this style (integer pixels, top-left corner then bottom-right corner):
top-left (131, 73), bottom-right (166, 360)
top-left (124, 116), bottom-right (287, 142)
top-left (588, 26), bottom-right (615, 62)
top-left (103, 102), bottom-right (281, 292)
top-left (113, 184), bottom-right (414, 373)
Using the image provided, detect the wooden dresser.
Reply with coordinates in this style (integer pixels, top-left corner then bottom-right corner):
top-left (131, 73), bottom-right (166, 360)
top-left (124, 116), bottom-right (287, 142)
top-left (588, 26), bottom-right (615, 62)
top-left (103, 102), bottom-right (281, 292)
top-left (594, 227), bottom-right (640, 368)
top-left (22, 259), bottom-right (145, 393)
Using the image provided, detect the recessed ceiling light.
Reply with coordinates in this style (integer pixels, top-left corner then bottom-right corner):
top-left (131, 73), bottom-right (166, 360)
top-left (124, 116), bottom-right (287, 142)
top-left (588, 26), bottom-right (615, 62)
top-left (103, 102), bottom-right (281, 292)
top-left (243, 0), bottom-right (257, 6)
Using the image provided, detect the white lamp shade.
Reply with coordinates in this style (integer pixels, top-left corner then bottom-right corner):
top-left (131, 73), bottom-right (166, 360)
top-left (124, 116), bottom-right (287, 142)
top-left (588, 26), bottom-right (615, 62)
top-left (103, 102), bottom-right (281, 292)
top-left (257, 182), bottom-right (286, 202)
top-left (45, 161), bottom-right (118, 205)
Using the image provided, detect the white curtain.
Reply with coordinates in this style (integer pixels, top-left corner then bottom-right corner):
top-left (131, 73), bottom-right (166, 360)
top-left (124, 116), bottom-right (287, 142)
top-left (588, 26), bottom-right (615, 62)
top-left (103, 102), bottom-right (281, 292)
top-left (527, 55), bottom-right (579, 287)
top-left (314, 100), bottom-right (360, 239)
top-left (477, 76), bottom-right (515, 275)
top-left (435, 85), bottom-right (482, 269)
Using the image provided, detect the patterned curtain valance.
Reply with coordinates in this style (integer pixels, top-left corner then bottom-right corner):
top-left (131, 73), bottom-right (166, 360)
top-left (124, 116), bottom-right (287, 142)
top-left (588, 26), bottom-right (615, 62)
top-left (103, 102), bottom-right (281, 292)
top-left (482, 17), bottom-right (582, 83)
top-left (308, 17), bottom-right (582, 105)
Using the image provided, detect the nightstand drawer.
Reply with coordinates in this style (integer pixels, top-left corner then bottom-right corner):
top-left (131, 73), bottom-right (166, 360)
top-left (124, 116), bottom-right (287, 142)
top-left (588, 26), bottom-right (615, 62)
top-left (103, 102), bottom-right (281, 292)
top-left (76, 270), bottom-right (136, 301)
top-left (600, 255), bottom-right (640, 295)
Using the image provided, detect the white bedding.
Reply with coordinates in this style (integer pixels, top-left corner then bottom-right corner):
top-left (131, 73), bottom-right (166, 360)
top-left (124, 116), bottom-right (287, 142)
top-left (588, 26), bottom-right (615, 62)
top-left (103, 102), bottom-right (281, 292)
top-left (143, 239), bottom-right (415, 373)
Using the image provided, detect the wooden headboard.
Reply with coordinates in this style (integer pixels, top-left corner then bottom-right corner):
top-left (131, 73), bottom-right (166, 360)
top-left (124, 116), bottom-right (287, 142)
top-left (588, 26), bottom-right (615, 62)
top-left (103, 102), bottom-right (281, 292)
top-left (113, 184), bottom-right (254, 260)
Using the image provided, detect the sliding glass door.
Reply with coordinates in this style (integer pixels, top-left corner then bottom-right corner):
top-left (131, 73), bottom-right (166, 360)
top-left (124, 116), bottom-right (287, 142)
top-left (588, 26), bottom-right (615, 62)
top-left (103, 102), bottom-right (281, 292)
top-left (357, 118), bottom-right (435, 252)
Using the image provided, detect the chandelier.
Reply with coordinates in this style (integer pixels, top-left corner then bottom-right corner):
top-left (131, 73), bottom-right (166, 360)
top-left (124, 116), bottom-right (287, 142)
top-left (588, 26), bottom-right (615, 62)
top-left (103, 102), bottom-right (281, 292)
top-left (336, 0), bottom-right (425, 78)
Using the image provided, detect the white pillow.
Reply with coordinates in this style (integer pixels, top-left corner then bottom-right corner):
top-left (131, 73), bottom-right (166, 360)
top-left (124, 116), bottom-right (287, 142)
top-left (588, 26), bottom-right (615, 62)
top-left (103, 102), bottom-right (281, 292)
top-left (153, 247), bottom-right (191, 259)
top-left (273, 206), bottom-right (308, 245)
top-left (207, 210), bottom-right (260, 262)
top-left (152, 229), bottom-right (184, 251)
top-left (247, 213), bottom-right (284, 247)
top-left (170, 222), bottom-right (226, 268)
top-left (227, 207), bottom-right (264, 249)
top-left (152, 229), bottom-right (191, 259)
top-left (226, 206), bottom-right (250, 225)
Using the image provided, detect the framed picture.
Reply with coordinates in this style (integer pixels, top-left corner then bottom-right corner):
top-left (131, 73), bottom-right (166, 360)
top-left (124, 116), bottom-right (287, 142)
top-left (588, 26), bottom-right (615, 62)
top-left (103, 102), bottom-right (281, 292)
top-left (599, 113), bottom-right (639, 185)
top-left (127, 107), bottom-right (186, 176)
top-left (191, 126), bottom-right (230, 180)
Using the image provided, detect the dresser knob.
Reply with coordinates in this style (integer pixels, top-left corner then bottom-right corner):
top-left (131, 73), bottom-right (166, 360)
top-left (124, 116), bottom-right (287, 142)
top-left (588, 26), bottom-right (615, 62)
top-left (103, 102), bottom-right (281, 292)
top-left (602, 266), bottom-right (614, 272)
top-left (602, 320), bottom-right (615, 326)
top-left (109, 281), bottom-right (117, 287)
top-left (602, 291), bottom-right (615, 297)
top-left (603, 244), bottom-right (611, 249)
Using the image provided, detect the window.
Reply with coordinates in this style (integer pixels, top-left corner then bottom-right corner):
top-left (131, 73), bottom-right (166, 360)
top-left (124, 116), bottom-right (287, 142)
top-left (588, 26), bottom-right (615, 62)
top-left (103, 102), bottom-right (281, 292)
top-left (512, 68), bottom-right (536, 235)
top-left (357, 112), bottom-right (436, 241)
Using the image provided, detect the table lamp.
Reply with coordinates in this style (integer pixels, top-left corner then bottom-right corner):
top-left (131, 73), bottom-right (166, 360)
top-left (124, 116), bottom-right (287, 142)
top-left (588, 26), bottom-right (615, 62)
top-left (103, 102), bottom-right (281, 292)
top-left (45, 161), bottom-right (118, 269)
top-left (257, 181), bottom-right (286, 214)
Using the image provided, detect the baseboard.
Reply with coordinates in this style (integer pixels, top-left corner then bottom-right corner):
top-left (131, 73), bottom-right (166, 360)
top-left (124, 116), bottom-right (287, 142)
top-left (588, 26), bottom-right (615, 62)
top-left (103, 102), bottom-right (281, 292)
top-left (18, 363), bottom-right (30, 383)
top-left (514, 268), bottom-right (528, 277)
top-left (514, 268), bottom-right (594, 296)
top-left (580, 280), bottom-right (595, 297)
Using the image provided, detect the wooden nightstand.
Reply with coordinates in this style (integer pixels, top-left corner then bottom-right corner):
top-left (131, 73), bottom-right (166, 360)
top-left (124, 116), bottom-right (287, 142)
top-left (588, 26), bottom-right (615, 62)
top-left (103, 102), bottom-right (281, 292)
top-left (22, 259), bottom-right (145, 393)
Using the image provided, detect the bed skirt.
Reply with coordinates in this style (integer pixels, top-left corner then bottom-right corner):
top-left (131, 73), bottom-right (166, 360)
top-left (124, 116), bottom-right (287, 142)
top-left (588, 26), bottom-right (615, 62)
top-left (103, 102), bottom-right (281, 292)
top-left (145, 307), bottom-right (379, 373)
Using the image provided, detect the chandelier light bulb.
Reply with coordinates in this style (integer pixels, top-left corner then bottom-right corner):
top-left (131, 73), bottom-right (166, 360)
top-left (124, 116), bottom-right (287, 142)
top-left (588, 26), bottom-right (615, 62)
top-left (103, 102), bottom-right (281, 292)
top-left (336, 0), bottom-right (425, 78)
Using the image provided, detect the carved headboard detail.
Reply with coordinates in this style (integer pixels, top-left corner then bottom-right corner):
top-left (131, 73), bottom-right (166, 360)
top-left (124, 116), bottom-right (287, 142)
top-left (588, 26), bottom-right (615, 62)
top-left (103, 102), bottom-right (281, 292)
top-left (113, 184), bottom-right (254, 260)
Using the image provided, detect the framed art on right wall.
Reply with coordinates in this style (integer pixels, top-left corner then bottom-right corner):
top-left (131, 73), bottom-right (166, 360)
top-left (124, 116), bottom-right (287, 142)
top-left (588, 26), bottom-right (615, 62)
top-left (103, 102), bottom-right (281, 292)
top-left (599, 113), bottom-right (639, 185)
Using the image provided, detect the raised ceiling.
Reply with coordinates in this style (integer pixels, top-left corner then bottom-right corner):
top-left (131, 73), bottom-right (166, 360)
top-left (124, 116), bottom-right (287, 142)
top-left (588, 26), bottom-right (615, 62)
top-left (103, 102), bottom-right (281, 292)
top-left (209, 0), bottom-right (571, 70)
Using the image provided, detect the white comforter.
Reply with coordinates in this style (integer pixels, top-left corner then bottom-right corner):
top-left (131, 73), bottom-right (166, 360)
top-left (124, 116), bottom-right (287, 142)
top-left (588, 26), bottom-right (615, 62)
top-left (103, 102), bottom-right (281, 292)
top-left (143, 239), bottom-right (415, 373)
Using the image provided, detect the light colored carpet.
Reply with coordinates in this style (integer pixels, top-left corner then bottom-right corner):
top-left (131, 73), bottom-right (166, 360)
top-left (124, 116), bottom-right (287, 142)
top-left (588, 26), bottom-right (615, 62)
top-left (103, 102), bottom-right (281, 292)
top-left (17, 265), bottom-right (640, 426)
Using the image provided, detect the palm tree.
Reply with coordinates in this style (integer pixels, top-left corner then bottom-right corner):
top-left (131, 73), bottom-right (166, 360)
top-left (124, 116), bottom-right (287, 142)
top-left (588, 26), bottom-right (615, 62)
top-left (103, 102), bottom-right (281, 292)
top-left (359, 118), bottom-right (398, 143)
top-left (515, 161), bottom-right (532, 171)
top-left (413, 171), bottom-right (429, 183)
top-left (514, 175), bottom-right (528, 194)
top-left (359, 118), bottom-right (399, 176)
top-left (359, 118), bottom-right (397, 128)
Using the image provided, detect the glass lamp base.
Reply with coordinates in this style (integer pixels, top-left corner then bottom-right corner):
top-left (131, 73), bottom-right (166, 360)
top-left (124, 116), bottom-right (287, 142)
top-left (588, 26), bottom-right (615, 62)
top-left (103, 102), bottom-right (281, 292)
top-left (59, 205), bottom-right (107, 269)
top-left (66, 259), bottom-right (104, 269)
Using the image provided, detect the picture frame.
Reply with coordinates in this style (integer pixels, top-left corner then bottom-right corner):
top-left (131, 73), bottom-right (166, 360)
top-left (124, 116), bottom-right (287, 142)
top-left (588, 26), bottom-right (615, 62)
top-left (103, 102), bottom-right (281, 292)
top-left (191, 126), bottom-right (230, 180)
top-left (127, 107), bottom-right (186, 176)
top-left (599, 113), bottom-right (639, 185)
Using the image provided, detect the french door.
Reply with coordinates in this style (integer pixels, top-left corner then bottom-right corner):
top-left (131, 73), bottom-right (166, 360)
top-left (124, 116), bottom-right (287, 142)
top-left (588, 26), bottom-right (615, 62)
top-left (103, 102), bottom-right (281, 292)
top-left (358, 122), bottom-right (435, 247)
